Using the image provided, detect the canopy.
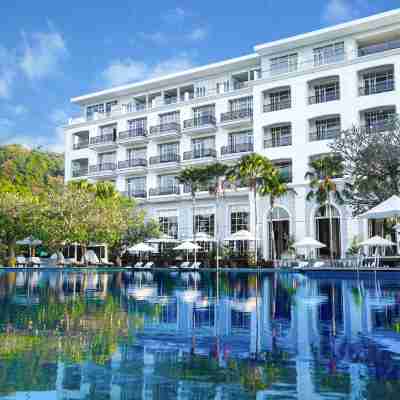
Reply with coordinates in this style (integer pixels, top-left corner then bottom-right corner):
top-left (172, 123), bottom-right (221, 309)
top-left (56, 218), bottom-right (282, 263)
top-left (146, 233), bottom-right (179, 243)
top-left (128, 243), bottom-right (157, 253)
top-left (16, 237), bottom-right (42, 246)
top-left (174, 242), bottom-right (202, 251)
top-left (293, 237), bottom-right (326, 249)
top-left (360, 195), bottom-right (400, 219)
top-left (360, 235), bottom-right (395, 247)
top-left (224, 230), bottom-right (259, 241)
top-left (186, 232), bottom-right (216, 242)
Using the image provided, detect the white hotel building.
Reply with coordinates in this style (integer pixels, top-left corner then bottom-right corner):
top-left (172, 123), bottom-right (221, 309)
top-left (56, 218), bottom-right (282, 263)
top-left (64, 10), bottom-right (400, 259)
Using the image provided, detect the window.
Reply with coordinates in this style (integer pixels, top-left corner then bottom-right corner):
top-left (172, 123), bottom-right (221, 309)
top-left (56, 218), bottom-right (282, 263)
top-left (159, 216), bottom-right (178, 239)
top-left (270, 53), bottom-right (298, 75)
top-left (99, 123), bottom-right (117, 138)
top-left (364, 108), bottom-right (395, 129)
top-left (216, 80), bottom-right (230, 94)
top-left (274, 160), bottom-right (292, 183)
top-left (229, 96), bottom-right (253, 112)
top-left (159, 111), bottom-right (180, 125)
top-left (98, 152), bottom-right (116, 165)
top-left (105, 100), bottom-right (118, 113)
top-left (228, 130), bottom-right (253, 149)
top-left (231, 211), bottom-right (249, 233)
top-left (127, 147), bottom-right (146, 160)
top-left (313, 117), bottom-right (341, 140)
top-left (159, 175), bottom-right (178, 190)
top-left (361, 68), bottom-right (394, 95)
top-left (311, 81), bottom-right (340, 104)
top-left (128, 117), bottom-right (147, 131)
top-left (193, 104), bottom-right (215, 119)
top-left (127, 177), bottom-right (146, 196)
top-left (313, 42), bottom-right (344, 66)
top-left (196, 86), bottom-right (206, 97)
top-left (264, 125), bottom-right (292, 148)
top-left (265, 89), bottom-right (291, 112)
top-left (159, 142), bottom-right (179, 161)
top-left (195, 214), bottom-right (215, 235)
top-left (86, 103), bottom-right (104, 119)
top-left (192, 137), bottom-right (215, 157)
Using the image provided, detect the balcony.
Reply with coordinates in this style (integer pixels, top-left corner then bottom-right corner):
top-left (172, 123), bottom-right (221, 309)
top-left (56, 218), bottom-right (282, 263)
top-left (182, 115), bottom-right (217, 135)
top-left (149, 186), bottom-right (180, 197)
top-left (182, 148), bottom-right (217, 165)
top-left (72, 168), bottom-right (88, 178)
top-left (220, 108), bottom-right (253, 129)
top-left (183, 183), bottom-right (210, 194)
top-left (263, 100), bottom-right (291, 113)
top-left (118, 127), bottom-right (148, 146)
top-left (149, 122), bottom-right (181, 141)
top-left (264, 135), bottom-right (292, 148)
top-left (149, 154), bottom-right (180, 171)
top-left (309, 90), bottom-right (340, 105)
top-left (118, 158), bottom-right (147, 174)
top-left (88, 162), bottom-right (117, 178)
top-left (73, 140), bottom-right (89, 150)
top-left (123, 190), bottom-right (147, 200)
top-left (309, 127), bottom-right (340, 141)
top-left (358, 38), bottom-right (400, 57)
top-left (359, 80), bottom-right (395, 96)
top-left (221, 142), bottom-right (253, 157)
top-left (89, 134), bottom-right (118, 151)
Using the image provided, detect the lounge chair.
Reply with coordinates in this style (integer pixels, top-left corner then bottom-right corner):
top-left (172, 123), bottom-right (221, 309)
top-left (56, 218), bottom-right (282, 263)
top-left (179, 261), bottom-right (190, 269)
top-left (16, 256), bottom-right (27, 267)
top-left (143, 261), bottom-right (154, 269)
top-left (190, 262), bottom-right (201, 270)
top-left (134, 262), bottom-right (143, 269)
top-left (30, 257), bottom-right (41, 267)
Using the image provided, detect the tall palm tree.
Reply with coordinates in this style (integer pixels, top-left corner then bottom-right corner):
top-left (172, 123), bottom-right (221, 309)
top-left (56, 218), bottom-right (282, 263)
top-left (305, 154), bottom-right (347, 260)
top-left (231, 154), bottom-right (274, 265)
top-left (259, 168), bottom-right (293, 261)
top-left (177, 166), bottom-right (208, 258)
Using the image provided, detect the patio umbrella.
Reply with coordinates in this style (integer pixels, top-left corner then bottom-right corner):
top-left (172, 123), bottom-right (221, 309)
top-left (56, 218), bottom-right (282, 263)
top-left (16, 236), bottom-right (42, 257)
top-left (146, 233), bottom-right (179, 253)
top-left (359, 195), bottom-right (400, 219)
top-left (293, 237), bottom-right (326, 259)
top-left (173, 241), bottom-right (202, 262)
top-left (128, 243), bottom-right (156, 261)
top-left (359, 235), bottom-right (395, 247)
top-left (224, 230), bottom-right (259, 241)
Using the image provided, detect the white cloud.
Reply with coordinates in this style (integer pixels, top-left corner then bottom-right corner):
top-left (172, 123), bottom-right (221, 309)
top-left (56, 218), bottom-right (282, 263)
top-left (163, 7), bottom-right (188, 23)
top-left (187, 27), bottom-right (208, 41)
top-left (138, 31), bottom-right (168, 45)
top-left (102, 55), bottom-right (195, 87)
top-left (322, 0), bottom-right (372, 23)
top-left (20, 28), bottom-right (67, 80)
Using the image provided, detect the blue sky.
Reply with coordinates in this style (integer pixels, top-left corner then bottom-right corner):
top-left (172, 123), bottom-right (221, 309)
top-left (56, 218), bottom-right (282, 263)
top-left (0, 0), bottom-right (398, 152)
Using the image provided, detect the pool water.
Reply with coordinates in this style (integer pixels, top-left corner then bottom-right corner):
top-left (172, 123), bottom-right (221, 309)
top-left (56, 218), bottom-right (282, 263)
top-left (0, 270), bottom-right (400, 399)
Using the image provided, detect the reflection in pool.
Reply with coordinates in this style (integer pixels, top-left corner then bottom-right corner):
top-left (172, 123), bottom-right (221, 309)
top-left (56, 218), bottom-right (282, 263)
top-left (0, 270), bottom-right (400, 399)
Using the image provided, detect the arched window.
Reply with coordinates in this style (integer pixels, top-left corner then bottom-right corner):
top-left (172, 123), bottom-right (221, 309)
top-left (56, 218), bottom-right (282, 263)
top-left (270, 206), bottom-right (290, 221)
top-left (315, 205), bottom-right (339, 219)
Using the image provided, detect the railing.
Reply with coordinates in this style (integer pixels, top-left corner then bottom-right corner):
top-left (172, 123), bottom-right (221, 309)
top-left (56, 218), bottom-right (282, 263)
top-left (88, 163), bottom-right (117, 174)
top-left (118, 159), bottom-right (147, 169)
top-left (149, 186), bottom-right (180, 196)
top-left (183, 148), bottom-right (217, 160)
top-left (263, 100), bottom-right (291, 113)
top-left (314, 52), bottom-right (345, 67)
top-left (72, 168), bottom-right (88, 178)
top-left (309, 90), bottom-right (340, 104)
top-left (220, 108), bottom-right (253, 123)
top-left (164, 96), bottom-right (178, 105)
top-left (358, 39), bottom-right (400, 57)
top-left (309, 127), bottom-right (340, 141)
top-left (149, 154), bottom-right (180, 165)
top-left (264, 135), bottom-right (292, 148)
top-left (183, 183), bottom-right (210, 193)
top-left (118, 127), bottom-right (147, 140)
top-left (72, 140), bottom-right (89, 150)
top-left (89, 133), bottom-right (116, 146)
top-left (149, 122), bottom-right (181, 135)
top-left (123, 190), bottom-right (147, 199)
top-left (359, 80), bottom-right (395, 96)
top-left (183, 115), bottom-right (216, 129)
top-left (221, 142), bottom-right (253, 155)
top-left (361, 121), bottom-right (395, 133)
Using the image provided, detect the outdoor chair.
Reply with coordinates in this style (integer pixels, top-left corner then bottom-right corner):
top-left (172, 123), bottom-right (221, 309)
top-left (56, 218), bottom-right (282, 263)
top-left (134, 262), bottom-right (143, 269)
top-left (179, 261), bottom-right (190, 269)
top-left (29, 257), bottom-right (41, 267)
top-left (143, 261), bottom-right (154, 269)
top-left (16, 256), bottom-right (27, 267)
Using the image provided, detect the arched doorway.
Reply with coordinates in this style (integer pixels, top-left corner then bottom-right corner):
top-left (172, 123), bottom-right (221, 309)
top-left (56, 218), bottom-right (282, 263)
top-left (268, 207), bottom-right (290, 259)
top-left (315, 205), bottom-right (341, 258)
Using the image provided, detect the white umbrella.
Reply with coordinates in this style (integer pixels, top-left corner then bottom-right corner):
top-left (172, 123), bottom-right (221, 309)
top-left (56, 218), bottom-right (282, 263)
top-left (360, 235), bottom-right (395, 247)
top-left (17, 236), bottom-right (42, 257)
top-left (146, 233), bottom-right (179, 243)
top-left (293, 237), bottom-right (326, 259)
top-left (224, 229), bottom-right (259, 241)
top-left (359, 195), bottom-right (400, 219)
top-left (186, 232), bottom-right (216, 242)
top-left (128, 242), bottom-right (156, 261)
top-left (174, 241), bottom-right (202, 262)
top-left (84, 250), bottom-right (99, 264)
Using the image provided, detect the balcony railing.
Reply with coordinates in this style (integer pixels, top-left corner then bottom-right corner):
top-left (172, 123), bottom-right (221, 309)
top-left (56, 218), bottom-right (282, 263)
top-left (361, 120), bottom-right (395, 133)
top-left (149, 122), bottom-right (181, 135)
top-left (89, 133), bottom-right (116, 146)
top-left (118, 127), bottom-right (147, 141)
top-left (164, 96), bottom-right (178, 105)
top-left (183, 148), bottom-right (217, 160)
top-left (309, 90), bottom-right (340, 104)
top-left (221, 142), bottom-right (253, 155)
top-left (264, 135), bottom-right (292, 148)
top-left (183, 183), bottom-right (210, 193)
top-left (123, 190), bottom-right (147, 199)
top-left (220, 108), bottom-right (253, 123)
top-left (183, 115), bottom-right (216, 129)
top-left (89, 163), bottom-right (117, 174)
top-left (149, 154), bottom-right (180, 165)
top-left (359, 80), bottom-right (395, 96)
top-left (72, 168), bottom-right (88, 178)
top-left (309, 127), bottom-right (340, 141)
top-left (263, 100), bottom-right (291, 113)
top-left (118, 159), bottom-right (147, 169)
top-left (358, 39), bottom-right (400, 57)
top-left (72, 140), bottom-right (89, 150)
top-left (149, 186), bottom-right (180, 196)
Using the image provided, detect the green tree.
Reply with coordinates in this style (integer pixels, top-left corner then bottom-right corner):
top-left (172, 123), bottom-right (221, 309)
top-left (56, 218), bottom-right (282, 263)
top-left (305, 155), bottom-right (347, 260)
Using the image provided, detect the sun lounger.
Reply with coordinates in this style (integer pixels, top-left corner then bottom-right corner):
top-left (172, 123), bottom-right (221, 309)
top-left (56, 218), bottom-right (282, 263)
top-left (143, 262), bottom-right (154, 269)
top-left (190, 262), bottom-right (201, 270)
top-left (29, 257), bottom-right (41, 266)
top-left (134, 262), bottom-right (143, 269)
top-left (16, 256), bottom-right (27, 267)
top-left (179, 261), bottom-right (190, 269)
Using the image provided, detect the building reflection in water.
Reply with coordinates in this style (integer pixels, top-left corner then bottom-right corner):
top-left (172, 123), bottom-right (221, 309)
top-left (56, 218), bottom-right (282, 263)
top-left (0, 269), bottom-right (400, 399)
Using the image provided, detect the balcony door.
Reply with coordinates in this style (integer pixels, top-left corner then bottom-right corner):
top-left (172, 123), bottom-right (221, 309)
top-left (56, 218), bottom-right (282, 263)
top-left (228, 130), bottom-right (253, 150)
top-left (192, 137), bottom-right (215, 158)
top-left (127, 177), bottom-right (146, 196)
top-left (229, 96), bottom-right (253, 112)
top-left (159, 111), bottom-right (180, 125)
top-left (159, 142), bottom-right (179, 162)
top-left (98, 152), bottom-right (116, 165)
top-left (159, 175), bottom-right (178, 191)
top-left (127, 147), bottom-right (146, 161)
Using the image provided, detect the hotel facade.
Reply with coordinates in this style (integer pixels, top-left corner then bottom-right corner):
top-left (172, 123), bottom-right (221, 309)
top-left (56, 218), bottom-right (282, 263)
top-left (64, 10), bottom-right (400, 259)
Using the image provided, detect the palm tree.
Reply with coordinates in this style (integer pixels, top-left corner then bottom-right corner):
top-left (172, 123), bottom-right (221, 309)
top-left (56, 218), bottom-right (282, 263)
top-left (259, 168), bottom-right (293, 261)
top-left (305, 154), bottom-right (347, 260)
top-left (177, 166), bottom-right (208, 258)
top-left (231, 154), bottom-right (274, 265)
